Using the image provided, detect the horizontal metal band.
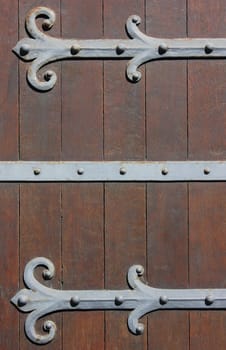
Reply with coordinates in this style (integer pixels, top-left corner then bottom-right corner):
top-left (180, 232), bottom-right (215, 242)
top-left (12, 257), bottom-right (226, 344)
top-left (0, 161), bottom-right (225, 182)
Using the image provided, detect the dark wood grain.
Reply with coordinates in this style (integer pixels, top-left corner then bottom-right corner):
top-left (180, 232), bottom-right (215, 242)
top-left (19, 0), bottom-right (61, 161)
top-left (0, 185), bottom-right (19, 350)
top-left (104, 1), bottom-right (146, 349)
top-left (188, 2), bottom-right (226, 349)
top-left (61, 1), bottom-right (104, 349)
top-left (0, 1), bottom-right (19, 349)
top-left (146, 1), bottom-right (189, 349)
top-left (19, 2), bottom-right (62, 349)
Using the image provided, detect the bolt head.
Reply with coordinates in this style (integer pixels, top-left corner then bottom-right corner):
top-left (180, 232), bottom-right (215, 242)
top-left (42, 269), bottom-right (52, 280)
top-left (132, 16), bottom-right (140, 24)
top-left (161, 168), bottom-right (169, 176)
top-left (18, 295), bottom-right (28, 307)
top-left (205, 44), bottom-right (214, 54)
top-left (116, 44), bottom-right (126, 55)
top-left (33, 168), bottom-right (41, 176)
top-left (205, 295), bottom-right (214, 305)
top-left (136, 324), bottom-right (144, 335)
top-left (70, 296), bottom-right (80, 307)
top-left (44, 71), bottom-right (53, 82)
top-left (71, 45), bottom-right (80, 55)
top-left (204, 167), bottom-right (211, 175)
top-left (115, 295), bottom-right (124, 305)
top-left (120, 167), bottom-right (127, 175)
top-left (132, 71), bottom-right (141, 82)
top-left (136, 266), bottom-right (144, 276)
top-left (77, 168), bottom-right (84, 175)
top-left (44, 321), bottom-right (53, 331)
top-left (159, 295), bottom-right (168, 305)
top-left (158, 43), bottom-right (168, 55)
top-left (20, 44), bottom-right (30, 56)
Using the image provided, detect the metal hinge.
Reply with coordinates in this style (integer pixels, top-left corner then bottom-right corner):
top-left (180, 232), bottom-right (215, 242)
top-left (0, 161), bottom-right (224, 182)
top-left (12, 257), bottom-right (226, 344)
top-left (14, 6), bottom-right (226, 91)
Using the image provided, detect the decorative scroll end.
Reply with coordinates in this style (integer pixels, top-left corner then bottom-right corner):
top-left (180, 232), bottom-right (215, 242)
top-left (127, 264), bottom-right (144, 289)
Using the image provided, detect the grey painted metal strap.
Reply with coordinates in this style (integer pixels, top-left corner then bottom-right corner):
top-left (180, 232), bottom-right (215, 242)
top-left (13, 6), bottom-right (226, 91)
top-left (0, 161), bottom-right (225, 182)
top-left (12, 257), bottom-right (226, 344)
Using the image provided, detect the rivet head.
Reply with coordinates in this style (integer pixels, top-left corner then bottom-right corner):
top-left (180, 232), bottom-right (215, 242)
top-left (159, 295), bottom-right (168, 305)
top-left (42, 20), bottom-right (52, 30)
top-left (136, 266), bottom-right (144, 276)
top-left (205, 295), bottom-right (214, 305)
top-left (115, 295), bottom-right (124, 305)
top-left (116, 44), bottom-right (126, 55)
top-left (42, 269), bottom-right (52, 280)
top-left (44, 321), bottom-right (53, 331)
top-left (132, 16), bottom-right (140, 24)
top-left (70, 296), bottom-right (80, 307)
top-left (161, 168), bottom-right (169, 175)
top-left (120, 167), bottom-right (127, 175)
top-left (20, 44), bottom-right (30, 56)
top-left (158, 43), bottom-right (168, 55)
top-left (205, 44), bottom-right (214, 54)
top-left (204, 167), bottom-right (211, 175)
top-left (33, 168), bottom-right (41, 176)
top-left (71, 45), bottom-right (80, 55)
top-left (77, 168), bottom-right (84, 175)
top-left (18, 295), bottom-right (28, 307)
top-left (132, 71), bottom-right (141, 82)
top-left (136, 324), bottom-right (144, 335)
top-left (44, 71), bottom-right (53, 81)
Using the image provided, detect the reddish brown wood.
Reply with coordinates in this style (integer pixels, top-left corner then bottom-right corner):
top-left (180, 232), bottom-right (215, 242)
top-left (61, 1), bottom-right (104, 349)
top-left (188, 2), bottom-right (226, 349)
top-left (0, 185), bottom-right (19, 350)
top-left (104, 1), bottom-right (146, 349)
top-left (146, 1), bottom-right (189, 349)
top-left (0, 1), bottom-right (19, 349)
top-left (19, 0), bottom-right (61, 161)
top-left (19, 1), bottom-right (62, 349)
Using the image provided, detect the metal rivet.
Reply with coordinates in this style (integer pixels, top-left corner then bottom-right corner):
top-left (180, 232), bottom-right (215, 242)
top-left (42, 269), bottom-right (52, 280)
top-left (20, 44), bottom-right (30, 56)
top-left (132, 16), bottom-right (139, 24)
top-left (77, 168), bottom-right (84, 175)
top-left (205, 295), bottom-right (214, 305)
top-left (33, 168), bottom-right (41, 176)
top-left (70, 296), bottom-right (80, 307)
top-left (71, 45), bottom-right (80, 55)
top-left (205, 44), bottom-right (214, 54)
top-left (18, 295), bottom-right (28, 307)
top-left (120, 167), bottom-right (127, 175)
top-left (159, 295), bottom-right (168, 305)
top-left (158, 43), bottom-right (168, 55)
top-left (42, 20), bottom-right (52, 30)
top-left (44, 71), bottom-right (53, 81)
top-left (136, 324), bottom-right (144, 335)
top-left (204, 167), bottom-right (211, 175)
top-left (116, 44), bottom-right (126, 55)
top-left (115, 295), bottom-right (124, 305)
top-left (161, 168), bottom-right (169, 175)
top-left (132, 71), bottom-right (140, 82)
top-left (136, 266), bottom-right (144, 276)
top-left (44, 321), bottom-right (53, 331)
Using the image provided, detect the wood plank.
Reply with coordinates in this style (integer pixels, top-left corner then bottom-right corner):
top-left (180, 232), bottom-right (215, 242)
top-left (0, 185), bottom-right (19, 350)
top-left (146, 1), bottom-right (189, 349)
top-left (104, 1), bottom-right (146, 349)
top-left (188, 2), bottom-right (226, 348)
top-left (19, 1), bottom-right (62, 349)
top-left (61, 1), bottom-right (104, 349)
top-left (19, 0), bottom-right (61, 161)
top-left (0, 1), bottom-right (19, 349)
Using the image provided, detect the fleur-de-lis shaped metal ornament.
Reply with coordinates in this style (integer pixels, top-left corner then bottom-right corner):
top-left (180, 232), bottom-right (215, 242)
top-left (13, 6), bottom-right (226, 91)
top-left (12, 257), bottom-right (226, 345)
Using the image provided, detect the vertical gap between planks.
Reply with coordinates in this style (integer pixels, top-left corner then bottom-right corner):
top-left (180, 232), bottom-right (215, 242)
top-left (186, 0), bottom-right (191, 349)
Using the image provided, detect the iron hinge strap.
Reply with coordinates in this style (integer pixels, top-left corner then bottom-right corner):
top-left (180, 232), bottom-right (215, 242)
top-left (13, 7), bottom-right (226, 91)
top-left (12, 257), bottom-right (226, 344)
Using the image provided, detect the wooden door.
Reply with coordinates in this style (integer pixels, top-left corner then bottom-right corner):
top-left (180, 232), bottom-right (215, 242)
top-left (1, 1), bottom-right (226, 349)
